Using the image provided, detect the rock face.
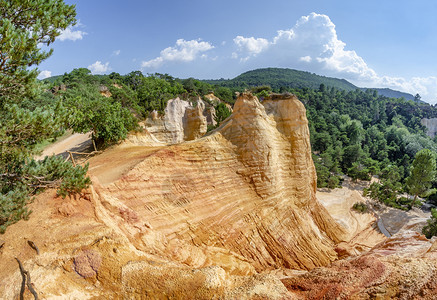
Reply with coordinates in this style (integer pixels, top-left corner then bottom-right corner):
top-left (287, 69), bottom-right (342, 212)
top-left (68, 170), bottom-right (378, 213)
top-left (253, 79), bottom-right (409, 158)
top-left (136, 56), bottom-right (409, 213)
top-left (282, 230), bottom-right (437, 299)
top-left (100, 92), bottom-right (347, 274)
top-left (421, 118), bottom-right (437, 138)
top-left (204, 93), bottom-right (233, 112)
top-left (144, 97), bottom-right (208, 144)
top-left (99, 85), bottom-right (112, 98)
top-left (0, 92), bottom-right (383, 299)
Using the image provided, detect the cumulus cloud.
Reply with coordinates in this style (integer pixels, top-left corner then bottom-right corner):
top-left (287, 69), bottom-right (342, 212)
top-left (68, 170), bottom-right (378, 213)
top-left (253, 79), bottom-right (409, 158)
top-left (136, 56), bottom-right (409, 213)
top-left (88, 61), bottom-right (111, 74)
top-left (142, 39), bottom-right (214, 68)
top-left (58, 21), bottom-right (87, 41)
top-left (233, 36), bottom-right (269, 61)
top-left (300, 56), bottom-right (312, 63)
top-left (373, 75), bottom-right (437, 103)
top-left (231, 12), bottom-right (437, 102)
top-left (37, 70), bottom-right (52, 80)
top-left (233, 13), bottom-right (377, 81)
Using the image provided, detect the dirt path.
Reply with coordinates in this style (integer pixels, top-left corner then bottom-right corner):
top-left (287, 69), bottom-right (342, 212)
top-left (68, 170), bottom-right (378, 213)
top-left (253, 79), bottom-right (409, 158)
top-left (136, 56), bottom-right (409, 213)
top-left (36, 129), bottom-right (165, 186)
top-left (36, 132), bottom-right (92, 160)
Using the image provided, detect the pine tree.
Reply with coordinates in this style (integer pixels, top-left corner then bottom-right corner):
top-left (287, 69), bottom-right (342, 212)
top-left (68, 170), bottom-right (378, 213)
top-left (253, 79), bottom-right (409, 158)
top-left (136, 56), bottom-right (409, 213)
top-left (406, 149), bottom-right (437, 202)
top-left (0, 1), bottom-right (91, 233)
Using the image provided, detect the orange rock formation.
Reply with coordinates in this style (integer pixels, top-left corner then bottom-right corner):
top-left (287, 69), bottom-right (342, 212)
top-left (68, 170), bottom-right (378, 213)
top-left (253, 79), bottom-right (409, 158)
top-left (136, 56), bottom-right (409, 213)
top-left (0, 92), bottom-right (391, 298)
top-left (98, 92), bottom-right (347, 273)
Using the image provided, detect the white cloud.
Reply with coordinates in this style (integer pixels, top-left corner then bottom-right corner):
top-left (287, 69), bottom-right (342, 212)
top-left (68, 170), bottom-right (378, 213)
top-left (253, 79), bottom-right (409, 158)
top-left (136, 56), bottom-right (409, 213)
top-left (88, 61), bottom-right (111, 74)
top-left (232, 13), bottom-right (377, 80)
top-left (371, 75), bottom-right (437, 103)
top-left (58, 21), bottom-right (87, 41)
top-left (233, 36), bottom-right (269, 61)
top-left (37, 70), bottom-right (52, 80)
top-left (300, 56), bottom-right (312, 63)
top-left (230, 12), bottom-right (437, 102)
top-left (113, 50), bottom-right (121, 56)
top-left (142, 39), bottom-right (214, 68)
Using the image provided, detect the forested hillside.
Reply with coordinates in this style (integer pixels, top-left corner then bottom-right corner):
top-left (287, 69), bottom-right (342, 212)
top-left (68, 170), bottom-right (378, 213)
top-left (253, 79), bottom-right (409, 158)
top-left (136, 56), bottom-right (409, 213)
top-left (362, 88), bottom-right (416, 101)
top-left (205, 67), bottom-right (357, 91)
top-left (205, 68), bottom-right (416, 101)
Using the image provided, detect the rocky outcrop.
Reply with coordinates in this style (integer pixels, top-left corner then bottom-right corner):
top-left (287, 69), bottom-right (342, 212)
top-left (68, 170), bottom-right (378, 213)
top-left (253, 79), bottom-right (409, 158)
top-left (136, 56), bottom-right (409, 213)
top-left (421, 118), bottom-right (437, 138)
top-left (184, 101), bottom-right (208, 141)
top-left (204, 93), bottom-right (233, 112)
top-left (0, 93), bottom-right (383, 298)
top-left (282, 230), bottom-right (437, 299)
top-left (85, 92), bottom-right (348, 278)
top-left (99, 85), bottom-right (111, 97)
top-left (144, 97), bottom-right (207, 144)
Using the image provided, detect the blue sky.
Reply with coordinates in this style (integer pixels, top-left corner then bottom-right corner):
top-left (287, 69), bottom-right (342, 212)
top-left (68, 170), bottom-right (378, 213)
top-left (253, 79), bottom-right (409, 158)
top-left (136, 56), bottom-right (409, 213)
top-left (37, 0), bottom-right (437, 103)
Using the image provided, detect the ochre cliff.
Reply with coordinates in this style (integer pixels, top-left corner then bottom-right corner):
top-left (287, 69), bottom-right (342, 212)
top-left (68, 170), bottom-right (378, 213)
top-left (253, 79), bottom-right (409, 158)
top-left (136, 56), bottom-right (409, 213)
top-left (0, 93), bottom-right (383, 299)
top-left (144, 97), bottom-right (208, 144)
top-left (97, 92), bottom-right (347, 273)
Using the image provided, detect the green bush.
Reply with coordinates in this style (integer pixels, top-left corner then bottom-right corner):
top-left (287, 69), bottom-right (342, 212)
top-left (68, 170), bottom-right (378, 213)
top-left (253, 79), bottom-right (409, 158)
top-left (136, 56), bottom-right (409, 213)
top-left (352, 202), bottom-right (368, 213)
top-left (0, 156), bottom-right (91, 233)
top-left (423, 208), bottom-right (437, 238)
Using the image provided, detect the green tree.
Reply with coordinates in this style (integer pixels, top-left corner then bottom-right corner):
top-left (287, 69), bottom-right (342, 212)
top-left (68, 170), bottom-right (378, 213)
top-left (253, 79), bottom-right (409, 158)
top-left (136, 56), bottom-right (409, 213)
top-left (214, 102), bottom-right (231, 125)
top-left (0, 1), bottom-right (91, 233)
top-left (406, 149), bottom-right (437, 202)
top-left (0, 0), bottom-right (76, 103)
top-left (61, 83), bottom-right (138, 147)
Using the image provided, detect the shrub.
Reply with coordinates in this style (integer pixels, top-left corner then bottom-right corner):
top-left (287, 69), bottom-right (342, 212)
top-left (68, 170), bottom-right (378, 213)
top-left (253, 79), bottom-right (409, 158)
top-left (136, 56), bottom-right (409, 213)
top-left (352, 202), bottom-right (368, 213)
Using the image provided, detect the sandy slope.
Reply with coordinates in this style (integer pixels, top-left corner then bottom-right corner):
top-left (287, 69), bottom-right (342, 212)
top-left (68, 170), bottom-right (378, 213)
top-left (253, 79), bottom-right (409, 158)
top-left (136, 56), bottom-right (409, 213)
top-left (317, 180), bottom-right (386, 255)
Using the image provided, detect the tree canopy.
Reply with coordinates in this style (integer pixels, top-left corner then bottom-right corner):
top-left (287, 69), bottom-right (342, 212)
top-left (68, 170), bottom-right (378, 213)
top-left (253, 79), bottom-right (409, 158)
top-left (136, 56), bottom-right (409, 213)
top-left (0, 0), bottom-right (92, 233)
top-left (406, 149), bottom-right (437, 202)
top-left (0, 0), bottom-right (76, 102)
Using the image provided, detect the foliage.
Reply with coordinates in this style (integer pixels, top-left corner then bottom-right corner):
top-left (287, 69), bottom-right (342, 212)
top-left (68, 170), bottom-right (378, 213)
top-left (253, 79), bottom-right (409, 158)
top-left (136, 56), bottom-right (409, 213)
top-left (205, 68), bottom-right (358, 92)
top-left (61, 85), bottom-right (138, 147)
top-left (207, 102), bottom-right (232, 132)
top-left (0, 103), bottom-right (64, 168)
top-left (215, 103), bottom-right (231, 124)
top-left (406, 149), bottom-right (437, 202)
top-left (0, 0), bottom-right (76, 103)
top-left (136, 74), bottom-right (185, 112)
top-left (347, 163), bottom-right (371, 182)
top-left (0, 187), bottom-right (29, 233)
top-left (423, 208), bottom-right (437, 239)
top-left (352, 202), bottom-right (368, 213)
top-left (0, 156), bottom-right (90, 233)
top-left (0, 1), bottom-right (92, 233)
top-left (363, 165), bottom-right (418, 210)
top-left (313, 148), bottom-right (343, 189)
top-left (23, 156), bottom-right (91, 197)
top-left (364, 182), bottom-right (409, 210)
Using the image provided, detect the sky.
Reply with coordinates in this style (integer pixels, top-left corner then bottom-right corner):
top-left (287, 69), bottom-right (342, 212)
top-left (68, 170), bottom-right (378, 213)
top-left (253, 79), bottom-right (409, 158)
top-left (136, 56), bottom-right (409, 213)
top-left (37, 0), bottom-right (437, 103)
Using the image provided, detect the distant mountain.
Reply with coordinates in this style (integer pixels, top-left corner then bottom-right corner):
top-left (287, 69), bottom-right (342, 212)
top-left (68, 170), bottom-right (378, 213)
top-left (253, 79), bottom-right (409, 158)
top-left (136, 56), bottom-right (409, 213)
top-left (205, 68), bottom-right (358, 91)
top-left (363, 88), bottom-right (415, 101)
top-left (205, 68), bottom-right (421, 102)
